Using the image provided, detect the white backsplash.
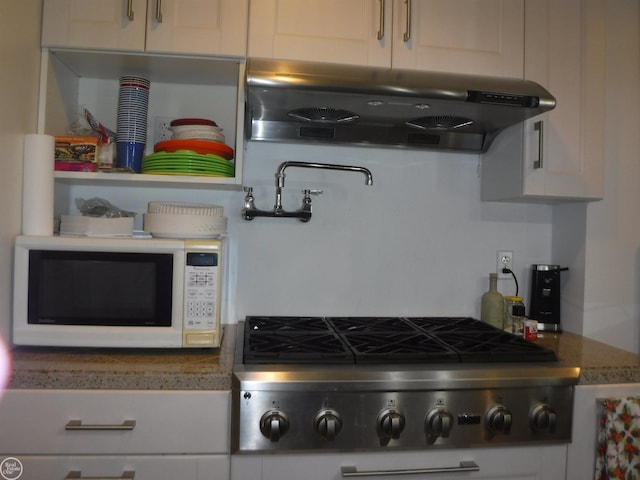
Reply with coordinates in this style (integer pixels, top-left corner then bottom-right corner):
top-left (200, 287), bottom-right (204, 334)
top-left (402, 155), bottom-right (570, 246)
top-left (60, 141), bottom-right (554, 324)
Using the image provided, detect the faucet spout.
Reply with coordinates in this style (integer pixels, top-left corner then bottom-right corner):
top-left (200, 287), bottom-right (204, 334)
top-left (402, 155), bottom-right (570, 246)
top-left (275, 161), bottom-right (373, 188)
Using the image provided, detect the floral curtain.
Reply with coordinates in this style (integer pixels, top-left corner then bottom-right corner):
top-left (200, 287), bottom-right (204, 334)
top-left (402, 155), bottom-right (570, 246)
top-left (596, 397), bottom-right (640, 479)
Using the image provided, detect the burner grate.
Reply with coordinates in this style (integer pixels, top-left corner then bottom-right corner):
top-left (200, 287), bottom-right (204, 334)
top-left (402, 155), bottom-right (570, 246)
top-left (327, 316), bottom-right (421, 333)
top-left (243, 331), bottom-right (353, 364)
top-left (342, 331), bottom-right (459, 363)
top-left (242, 316), bottom-right (557, 364)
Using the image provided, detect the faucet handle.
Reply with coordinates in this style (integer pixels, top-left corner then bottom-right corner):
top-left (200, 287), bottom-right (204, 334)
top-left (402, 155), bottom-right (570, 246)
top-left (302, 189), bottom-right (323, 197)
top-left (243, 186), bottom-right (254, 193)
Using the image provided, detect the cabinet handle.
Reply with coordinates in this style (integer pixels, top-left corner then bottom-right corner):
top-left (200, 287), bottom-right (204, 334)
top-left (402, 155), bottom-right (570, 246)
top-left (403, 0), bottom-right (412, 42)
top-left (65, 472), bottom-right (135, 480)
top-left (126, 0), bottom-right (134, 21)
top-left (155, 0), bottom-right (163, 22)
top-left (377, 0), bottom-right (385, 40)
top-left (533, 120), bottom-right (544, 169)
top-left (341, 461), bottom-right (479, 477)
top-left (65, 419), bottom-right (136, 431)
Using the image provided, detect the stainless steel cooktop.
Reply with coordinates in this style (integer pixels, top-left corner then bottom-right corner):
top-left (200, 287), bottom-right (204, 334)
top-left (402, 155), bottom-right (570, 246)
top-left (231, 316), bottom-right (580, 454)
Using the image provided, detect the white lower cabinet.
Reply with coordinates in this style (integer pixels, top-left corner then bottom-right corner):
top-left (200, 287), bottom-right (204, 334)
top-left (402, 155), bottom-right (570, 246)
top-left (0, 389), bottom-right (231, 480)
top-left (4, 455), bottom-right (227, 480)
top-left (231, 445), bottom-right (568, 480)
top-left (567, 384), bottom-right (640, 479)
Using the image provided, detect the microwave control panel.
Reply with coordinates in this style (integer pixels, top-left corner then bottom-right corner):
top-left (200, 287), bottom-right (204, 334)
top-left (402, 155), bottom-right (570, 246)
top-left (184, 251), bottom-right (219, 330)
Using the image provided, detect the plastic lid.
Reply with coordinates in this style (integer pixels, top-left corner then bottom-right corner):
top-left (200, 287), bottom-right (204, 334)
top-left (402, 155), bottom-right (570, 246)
top-left (512, 304), bottom-right (526, 316)
top-left (504, 295), bottom-right (524, 302)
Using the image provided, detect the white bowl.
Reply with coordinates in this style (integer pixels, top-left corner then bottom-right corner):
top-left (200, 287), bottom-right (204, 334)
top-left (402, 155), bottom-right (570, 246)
top-left (143, 213), bottom-right (227, 239)
top-left (170, 129), bottom-right (225, 143)
top-left (147, 201), bottom-right (223, 217)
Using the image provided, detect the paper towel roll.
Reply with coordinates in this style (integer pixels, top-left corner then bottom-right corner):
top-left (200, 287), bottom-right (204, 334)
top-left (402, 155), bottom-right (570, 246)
top-left (22, 134), bottom-right (55, 236)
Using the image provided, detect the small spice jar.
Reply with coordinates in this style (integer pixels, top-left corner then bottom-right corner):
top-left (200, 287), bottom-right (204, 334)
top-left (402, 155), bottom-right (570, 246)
top-left (503, 295), bottom-right (525, 333)
top-left (511, 303), bottom-right (526, 336)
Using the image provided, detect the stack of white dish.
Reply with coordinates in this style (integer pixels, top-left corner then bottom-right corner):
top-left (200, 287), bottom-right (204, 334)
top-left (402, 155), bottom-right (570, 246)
top-left (143, 201), bottom-right (227, 238)
top-left (169, 118), bottom-right (225, 143)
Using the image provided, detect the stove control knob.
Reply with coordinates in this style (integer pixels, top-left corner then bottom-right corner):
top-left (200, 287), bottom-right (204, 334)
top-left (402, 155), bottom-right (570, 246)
top-left (259, 409), bottom-right (290, 442)
top-left (313, 408), bottom-right (343, 441)
top-left (485, 405), bottom-right (512, 434)
top-left (425, 407), bottom-right (453, 438)
top-left (377, 408), bottom-right (406, 444)
top-left (529, 403), bottom-right (557, 433)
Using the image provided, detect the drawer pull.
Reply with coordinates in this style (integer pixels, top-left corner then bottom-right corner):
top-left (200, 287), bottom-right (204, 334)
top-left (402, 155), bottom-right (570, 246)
top-left (341, 461), bottom-right (479, 477)
top-left (65, 472), bottom-right (135, 480)
top-left (65, 419), bottom-right (136, 431)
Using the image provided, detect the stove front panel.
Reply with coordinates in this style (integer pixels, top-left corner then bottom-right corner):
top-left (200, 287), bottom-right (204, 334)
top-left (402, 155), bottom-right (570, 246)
top-left (233, 384), bottom-right (575, 453)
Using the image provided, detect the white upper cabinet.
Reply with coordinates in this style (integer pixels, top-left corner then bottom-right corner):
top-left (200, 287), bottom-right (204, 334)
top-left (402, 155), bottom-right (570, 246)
top-left (41, 0), bottom-right (248, 57)
top-left (481, 0), bottom-right (605, 201)
top-left (391, 0), bottom-right (524, 77)
top-left (248, 0), bottom-right (392, 67)
top-left (248, 0), bottom-right (524, 77)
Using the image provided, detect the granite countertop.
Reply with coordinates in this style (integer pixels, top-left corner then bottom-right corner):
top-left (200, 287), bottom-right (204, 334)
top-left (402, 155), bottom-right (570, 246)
top-left (6, 325), bottom-right (236, 390)
top-left (4, 326), bottom-right (640, 390)
top-left (536, 331), bottom-right (640, 384)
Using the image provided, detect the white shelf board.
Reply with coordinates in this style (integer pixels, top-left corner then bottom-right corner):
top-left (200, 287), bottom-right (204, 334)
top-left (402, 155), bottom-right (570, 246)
top-left (49, 49), bottom-right (244, 86)
top-left (54, 171), bottom-right (242, 190)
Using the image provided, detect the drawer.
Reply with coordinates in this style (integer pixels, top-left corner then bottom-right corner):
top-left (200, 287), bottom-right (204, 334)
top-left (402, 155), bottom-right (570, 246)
top-left (231, 445), bottom-right (568, 480)
top-left (0, 454), bottom-right (229, 480)
top-left (0, 390), bottom-right (230, 455)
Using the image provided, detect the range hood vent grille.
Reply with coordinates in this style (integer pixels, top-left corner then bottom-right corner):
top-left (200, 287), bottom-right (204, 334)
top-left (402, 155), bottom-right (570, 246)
top-left (245, 58), bottom-right (556, 153)
top-left (406, 115), bottom-right (475, 131)
top-left (288, 107), bottom-right (360, 124)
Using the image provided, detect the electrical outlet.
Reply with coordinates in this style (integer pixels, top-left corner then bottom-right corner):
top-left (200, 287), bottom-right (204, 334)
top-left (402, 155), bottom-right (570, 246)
top-left (497, 250), bottom-right (513, 279)
top-left (153, 116), bottom-right (173, 144)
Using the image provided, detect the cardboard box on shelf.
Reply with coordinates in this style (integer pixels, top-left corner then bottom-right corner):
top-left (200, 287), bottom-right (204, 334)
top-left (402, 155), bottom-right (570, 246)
top-left (54, 136), bottom-right (98, 163)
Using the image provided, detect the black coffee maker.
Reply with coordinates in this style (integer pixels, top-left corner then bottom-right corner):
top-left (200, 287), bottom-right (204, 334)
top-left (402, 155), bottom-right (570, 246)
top-left (528, 264), bottom-right (568, 332)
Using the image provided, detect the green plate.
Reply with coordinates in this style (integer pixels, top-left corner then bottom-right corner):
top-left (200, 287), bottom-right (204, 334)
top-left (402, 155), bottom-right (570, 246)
top-left (142, 171), bottom-right (233, 177)
top-left (143, 150), bottom-right (232, 164)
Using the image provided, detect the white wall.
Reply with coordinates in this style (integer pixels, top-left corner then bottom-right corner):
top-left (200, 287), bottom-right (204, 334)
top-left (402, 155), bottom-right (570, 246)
top-left (0, 1), bottom-right (42, 343)
top-left (229, 143), bottom-right (553, 321)
top-left (557, 1), bottom-right (640, 354)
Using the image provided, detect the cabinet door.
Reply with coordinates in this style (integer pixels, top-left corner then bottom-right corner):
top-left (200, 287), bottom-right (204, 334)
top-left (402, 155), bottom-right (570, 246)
top-left (145, 0), bottom-right (248, 56)
top-left (0, 390), bottom-right (230, 455)
top-left (8, 455), bottom-right (229, 480)
top-left (568, 384), bottom-right (640, 480)
top-left (247, 0), bottom-right (391, 67)
top-left (520, 0), bottom-right (604, 199)
top-left (480, 0), bottom-right (604, 202)
top-left (392, 0), bottom-right (524, 78)
top-left (41, 0), bottom-right (147, 51)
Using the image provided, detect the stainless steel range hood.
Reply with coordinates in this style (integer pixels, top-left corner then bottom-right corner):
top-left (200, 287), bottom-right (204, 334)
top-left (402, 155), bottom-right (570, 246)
top-left (245, 58), bottom-right (556, 153)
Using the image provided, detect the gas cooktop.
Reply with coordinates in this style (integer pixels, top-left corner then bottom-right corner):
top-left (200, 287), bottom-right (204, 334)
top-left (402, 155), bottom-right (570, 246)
top-left (242, 316), bottom-right (557, 365)
top-left (232, 316), bottom-right (578, 453)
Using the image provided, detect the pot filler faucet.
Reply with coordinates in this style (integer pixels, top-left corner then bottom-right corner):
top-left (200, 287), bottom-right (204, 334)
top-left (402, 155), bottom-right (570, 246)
top-left (242, 161), bottom-right (373, 222)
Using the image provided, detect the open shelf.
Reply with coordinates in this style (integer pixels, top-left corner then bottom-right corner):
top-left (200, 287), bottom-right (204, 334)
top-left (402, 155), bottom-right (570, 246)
top-left (54, 170), bottom-right (242, 190)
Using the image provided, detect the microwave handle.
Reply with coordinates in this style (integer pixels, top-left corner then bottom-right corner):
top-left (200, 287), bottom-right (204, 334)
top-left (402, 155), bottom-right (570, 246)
top-left (65, 419), bottom-right (136, 431)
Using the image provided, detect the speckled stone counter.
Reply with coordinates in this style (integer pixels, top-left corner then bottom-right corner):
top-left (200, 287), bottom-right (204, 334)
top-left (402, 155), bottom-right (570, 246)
top-left (5, 326), bottom-right (640, 390)
top-left (6, 325), bottom-right (236, 390)
top-left (536, 331), bottom-right (640, 385)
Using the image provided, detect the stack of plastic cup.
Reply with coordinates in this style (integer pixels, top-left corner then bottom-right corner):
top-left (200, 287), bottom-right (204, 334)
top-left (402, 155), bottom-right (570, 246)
top-left (116, 75), bottom-right (150, 172)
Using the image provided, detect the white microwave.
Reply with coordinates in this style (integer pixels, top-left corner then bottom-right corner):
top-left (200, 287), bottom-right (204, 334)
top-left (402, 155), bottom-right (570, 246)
top-left (13, 235), bottom-right (224, 349)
